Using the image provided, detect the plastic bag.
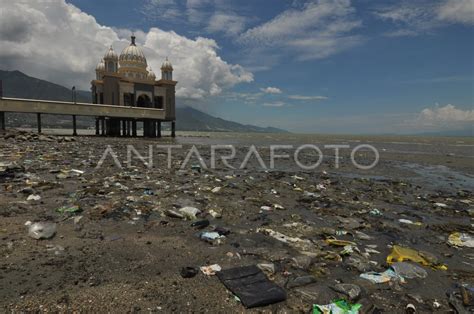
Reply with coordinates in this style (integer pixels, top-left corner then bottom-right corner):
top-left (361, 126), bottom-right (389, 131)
top-left (217, 265), bottom-right (286, 308)
top-left (27, 221), bottom-right (57, 239)
top-left (360, 268), bottom-right (404, 284)
top-left (448, 232), bottom-right (474, 248)
top-left (391, 262), bottom-right (428, 279)
top-left (386, 245), bottom-right (447, 270)
top-left (313, 299), bottom-right (362, 314)
top-left (179, 206), bottom-right (201, 220)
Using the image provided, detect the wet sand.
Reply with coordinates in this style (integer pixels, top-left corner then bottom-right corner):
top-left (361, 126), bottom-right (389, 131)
top-left (1, 130), bottom-right (473, 312)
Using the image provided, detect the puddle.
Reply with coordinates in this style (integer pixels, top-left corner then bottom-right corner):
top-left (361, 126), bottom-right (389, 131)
top-left (395, 162), bottom-right (474, 191)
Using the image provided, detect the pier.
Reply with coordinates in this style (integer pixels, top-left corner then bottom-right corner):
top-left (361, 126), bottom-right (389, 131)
top-left (0, 83), bottom-right (175, 138)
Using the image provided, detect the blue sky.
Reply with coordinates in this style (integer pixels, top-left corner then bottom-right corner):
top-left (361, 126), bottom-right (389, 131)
top-left (1, 0), bottom-right (472, 134)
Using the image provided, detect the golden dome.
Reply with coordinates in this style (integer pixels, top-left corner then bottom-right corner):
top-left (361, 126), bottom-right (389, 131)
top-left (104, 46), bottom-right (118, 61)
top-left (147, 67), bottom-right (156, 80)
top-left (119, 35), bottom-right (147, 69)
top-left (95, 59), bottom-right (105, 71)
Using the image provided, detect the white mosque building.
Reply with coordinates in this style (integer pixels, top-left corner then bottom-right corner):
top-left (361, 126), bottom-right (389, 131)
top-left (91, 35), bottom-right (176, 137)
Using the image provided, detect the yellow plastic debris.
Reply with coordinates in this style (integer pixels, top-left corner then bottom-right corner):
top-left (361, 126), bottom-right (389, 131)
top-left (386, 245), bottom-right (447, 270)
top-left (448, 232), bottom-right (474, 248)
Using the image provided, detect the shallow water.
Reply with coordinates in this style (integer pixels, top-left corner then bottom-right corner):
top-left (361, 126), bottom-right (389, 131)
top-left (395, 162), bottom-right (474, 191)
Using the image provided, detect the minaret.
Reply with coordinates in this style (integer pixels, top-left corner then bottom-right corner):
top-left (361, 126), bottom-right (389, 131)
top-left (161, 57), bottom-right (173, 80)
top-left (103, 46), bottom-right (118, 73)
top-left (95, 59), bottom-right (105, 79)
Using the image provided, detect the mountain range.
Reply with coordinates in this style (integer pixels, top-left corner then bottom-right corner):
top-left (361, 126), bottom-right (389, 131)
top-left (0, 70), bottom-right (287, 133)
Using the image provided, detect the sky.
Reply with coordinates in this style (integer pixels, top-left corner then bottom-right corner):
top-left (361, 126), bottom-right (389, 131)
top-left (0, 0), bottom-right (473, 134)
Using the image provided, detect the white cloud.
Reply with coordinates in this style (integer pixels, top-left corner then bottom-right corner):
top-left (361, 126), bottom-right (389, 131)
top-left (0, 0), bottom-right (118, 89)
top-left (207, 12), bottom-right (248, 37)
top-left (139, 0), bottom-right (183, 22)
top-left (260, 87), bottom-right (282, 94)
top-left (373, 2), bottom-right (440, 36)
top-left (289, 95), bottom-right (328, 101)
top-left (373, 0), bottom-right (474, 37)
top-left (438, 0), bottom-right (474, 24)
top-left (0, 0), bottom-right (253, 99)
top-left (143, 29), bottom-right (253, 99)
top-left (415, 104), bottom-right (474, 127)
top-left (238, 0), bottom-right (363, 61)
top-left (185, 0), bottom-right (212, 24)
top-left (141, 0), bottom-right (249, 38)
top-left (222, 92), bottom-right (263, 104)
top-left (263, 101), bottom-right (286, 107)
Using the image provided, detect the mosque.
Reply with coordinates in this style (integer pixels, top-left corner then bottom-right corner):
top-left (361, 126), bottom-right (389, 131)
top-left (91, 35), bottom-right (176, 137)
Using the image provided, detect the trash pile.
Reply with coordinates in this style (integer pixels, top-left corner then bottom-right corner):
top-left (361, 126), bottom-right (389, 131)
top-left (0, 129), bottom-right (473, 312)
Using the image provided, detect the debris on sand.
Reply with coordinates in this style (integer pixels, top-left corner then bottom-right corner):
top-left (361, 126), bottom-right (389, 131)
top-left (217, 265), bottom-right (286, 308)
top-left (26, 221), bottom-right (57, 240)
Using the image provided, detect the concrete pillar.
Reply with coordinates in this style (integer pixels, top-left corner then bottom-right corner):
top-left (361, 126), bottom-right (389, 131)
top-left (37, 113), bottom-right (42, 134)
top-left (72, 115), bottom-right (77, 136)
top-left (101, 118), bottom-right (105, 136)
top-left (95, 118), bottom-right (100, 135)
top-left (132, 120), bottom-right (137, 137)
top-left (157, 121), bottom-right (161, 138)
top-left (122, 119), bottom-right (126, 137)
top-left (143, 120), bottom-right (148, 137)
top-left (144, 119), bottom-right (156, 138)
top-left (105, 119), bottom-right (110, 136)
top-left (0, 112), bottom-right (5, 131)
top-left (171, 121), bottom-right (176, 138)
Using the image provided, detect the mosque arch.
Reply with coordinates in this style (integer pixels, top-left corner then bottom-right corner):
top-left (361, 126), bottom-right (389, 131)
top-left (137, 94), bottom-right (151, 108)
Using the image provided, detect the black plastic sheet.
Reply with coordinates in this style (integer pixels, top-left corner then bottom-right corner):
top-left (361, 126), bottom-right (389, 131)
top-left (217, 265), bottom-right (286, 308)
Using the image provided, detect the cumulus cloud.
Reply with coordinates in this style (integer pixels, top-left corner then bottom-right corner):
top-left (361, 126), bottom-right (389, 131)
top-left (373, 0), bottom-right (474, 37)
top-left (238, 0), bottom-right (363, 61)
top-left (289, 95), bottom-right (328, 101)
top-left (260, 87), bottom-right (282, 94)
top-left (0, 0), bottom-right (252, 99)
top-left (143, 29), bottom-right (253, 99)
top-left (415, 104), bottom-right (474, 127)
top-left (0, 0), bottom-right (118, 89)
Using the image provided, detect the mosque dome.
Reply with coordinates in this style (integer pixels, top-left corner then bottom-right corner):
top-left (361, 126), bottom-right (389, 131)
top-left (119, 35), bottom-right (147, 69)
top-left (161, 57), bottom-right (173, 71)
top-left (147, 67), bottom-right (156, 80)
top-left (95, 59), bottom-right (105, 72)
top-left (104, 46), bottom-right (118, 61)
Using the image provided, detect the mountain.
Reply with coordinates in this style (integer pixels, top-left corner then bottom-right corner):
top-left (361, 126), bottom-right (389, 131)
top-left (0, 70), bottom-right (287, 133)
top-left (175, 106), bottom-right (287, 133)
top-left (0, 70), bottom-right (90, 102)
